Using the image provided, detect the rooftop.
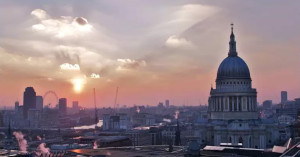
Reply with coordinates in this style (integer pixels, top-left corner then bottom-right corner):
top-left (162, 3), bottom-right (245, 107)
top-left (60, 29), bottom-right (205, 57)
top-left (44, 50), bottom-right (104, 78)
top-left (67, 145), bottom-right (184, 157)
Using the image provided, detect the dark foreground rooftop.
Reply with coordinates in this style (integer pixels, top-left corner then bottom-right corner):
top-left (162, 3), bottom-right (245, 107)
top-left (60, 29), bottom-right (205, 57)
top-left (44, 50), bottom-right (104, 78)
top-left (67, 145), bottom-right (184, 157)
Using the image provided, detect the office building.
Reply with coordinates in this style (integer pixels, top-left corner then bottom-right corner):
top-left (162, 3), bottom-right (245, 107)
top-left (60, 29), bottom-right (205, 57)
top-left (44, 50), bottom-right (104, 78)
top-left (23, 87), bottom-right (36, 119)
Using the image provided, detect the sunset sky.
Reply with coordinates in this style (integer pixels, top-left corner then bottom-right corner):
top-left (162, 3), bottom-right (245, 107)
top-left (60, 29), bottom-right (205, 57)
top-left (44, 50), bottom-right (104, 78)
top-left (0, 0), bottom-right (299, 108)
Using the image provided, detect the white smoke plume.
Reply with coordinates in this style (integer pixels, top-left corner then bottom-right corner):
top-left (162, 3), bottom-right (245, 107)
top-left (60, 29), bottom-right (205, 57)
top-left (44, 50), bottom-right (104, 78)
top-left (13, 131), bottom-right (28, 153)
top-left (174, 110), bottom-right (179, 119)
top-left (93, 141), bottom-right (98, 149)
top-left (35, 143), bottom-right (50, 156)
top-left (106, 151), bottom-right (112, 155)
top-left (136, 106), bottom-right (140, 113)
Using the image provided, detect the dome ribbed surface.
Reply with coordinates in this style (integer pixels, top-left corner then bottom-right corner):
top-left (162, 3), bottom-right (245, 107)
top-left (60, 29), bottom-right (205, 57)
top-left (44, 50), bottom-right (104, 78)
top-left (217, 56), bottom-right (250, 80)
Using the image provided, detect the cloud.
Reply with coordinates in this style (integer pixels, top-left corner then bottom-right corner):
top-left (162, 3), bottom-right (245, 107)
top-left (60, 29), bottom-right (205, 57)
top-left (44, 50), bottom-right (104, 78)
top-left (117, 59), bottom-right (146, 70)
top-left (165, 35), bottom-right (194, 48)
top-left (75, 17), bottom-right (88, 25)
top-left (90, 73), bottom-right (100, 78)
top-left (31, 9), bottom-right (47, 20)
top-left (60, 63), bottom-right (80, 71)
top-left (152, 4), bottom-right (218, 36)
top-left (31, 9), bottom-right (93, 38)
top-left (175, 4), bottom-right (217, 26)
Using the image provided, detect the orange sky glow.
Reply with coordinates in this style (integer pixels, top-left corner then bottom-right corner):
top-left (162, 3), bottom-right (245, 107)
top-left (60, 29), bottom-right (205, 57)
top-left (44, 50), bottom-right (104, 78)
top-left (0, 1), bottom-right (299, 108)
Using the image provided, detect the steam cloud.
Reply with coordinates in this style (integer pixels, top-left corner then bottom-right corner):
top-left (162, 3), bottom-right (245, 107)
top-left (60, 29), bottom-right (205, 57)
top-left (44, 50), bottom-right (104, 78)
top-left (35, 143), bottom-right (51, 156)
top-left (93, 141), bottom-right (98, 149)
top-left (37, 135), bottom-right (42, 141)
top-left (106, 151), bottom-right (112, 155)
top-left (174, 110), bottom-right (179, 119)
top-left (13, 131), bottom-right (28, 153)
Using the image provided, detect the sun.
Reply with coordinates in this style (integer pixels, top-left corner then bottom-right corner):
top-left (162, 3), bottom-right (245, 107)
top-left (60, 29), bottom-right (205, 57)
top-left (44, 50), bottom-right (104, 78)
top-left (72, 78), bottom-right (85, 93)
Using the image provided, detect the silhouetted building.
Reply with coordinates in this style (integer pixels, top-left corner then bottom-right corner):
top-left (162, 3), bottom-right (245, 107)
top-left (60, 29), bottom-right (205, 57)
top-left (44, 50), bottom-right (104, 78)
top-left (59, 98), bottom-right (67, 115)
top-left (263, 100), bottom-right (272, 109)
top-left (72, 101), bottom-right (79, 109)
top-left (281, 91), bottom-right (288, 104)
top-left (72, 101), bottom-right (79, 114)
top-left (295, 98), bottom-right (300, 107)
top-left (175, 120), bottom-right (181, 146)
top-left (28, 109), bottom-right (41, 128)
top-left (103, 114), bottom-right (131, 130)
top-left (277, 98), bottom-right (300, 119)
top-left (14, 101), bottom-right (19, 112)
top-left (23, 87), bottom-right (36, 119)
top-left (36, 95), bottom-right (43, 110)
top-left (165, 100), bottom-right (170, 108)
top-left (158, 102), bottom-right (164, 108)
top-left (204, 25), bottom-right (281, 148)
top-left (7, 119), bottom-right (12, 139)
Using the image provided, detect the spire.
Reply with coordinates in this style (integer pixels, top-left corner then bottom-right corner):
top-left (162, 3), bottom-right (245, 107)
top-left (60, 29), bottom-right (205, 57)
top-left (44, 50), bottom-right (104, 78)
top-left (175, 119), bottom-right (181, 146)
top-left (228, 23), bottom-right (238, 57)
top-left (8, 119), bottom-right (12, 139)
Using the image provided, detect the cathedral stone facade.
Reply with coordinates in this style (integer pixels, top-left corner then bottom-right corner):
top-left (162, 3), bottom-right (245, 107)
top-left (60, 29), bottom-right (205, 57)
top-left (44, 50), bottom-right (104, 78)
top-left (199, 25), bottom-right (282, 149)
top-left (208, 25), bottom-right (258, 120)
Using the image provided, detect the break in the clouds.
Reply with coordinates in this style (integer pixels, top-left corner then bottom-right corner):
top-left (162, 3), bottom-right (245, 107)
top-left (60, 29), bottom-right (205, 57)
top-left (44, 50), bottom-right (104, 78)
top-left (31, 9), bottom-right (92, 38)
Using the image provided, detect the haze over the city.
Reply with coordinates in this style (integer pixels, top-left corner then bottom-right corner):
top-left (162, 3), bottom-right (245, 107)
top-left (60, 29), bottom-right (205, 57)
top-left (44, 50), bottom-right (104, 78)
top-left (0, 0), bottom-right (299, 107)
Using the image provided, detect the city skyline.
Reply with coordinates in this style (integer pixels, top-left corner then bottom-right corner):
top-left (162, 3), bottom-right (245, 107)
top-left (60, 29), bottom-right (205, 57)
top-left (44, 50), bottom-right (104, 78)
top-left (0, 1), bottom-right (299, 108)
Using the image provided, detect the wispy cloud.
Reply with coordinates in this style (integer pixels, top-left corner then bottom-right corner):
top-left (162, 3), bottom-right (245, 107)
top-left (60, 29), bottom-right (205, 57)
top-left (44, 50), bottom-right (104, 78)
top-left (165, 35), bottom-right (194, 49)
top-left (117, 59), bottom-right (146, 71)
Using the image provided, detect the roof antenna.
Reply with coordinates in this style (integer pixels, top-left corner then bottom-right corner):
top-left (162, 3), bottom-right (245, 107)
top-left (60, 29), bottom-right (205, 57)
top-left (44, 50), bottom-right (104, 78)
top-left (114, 87), bottom-right (119, 115)
top-left (94, 88), bottom-right (98, 130)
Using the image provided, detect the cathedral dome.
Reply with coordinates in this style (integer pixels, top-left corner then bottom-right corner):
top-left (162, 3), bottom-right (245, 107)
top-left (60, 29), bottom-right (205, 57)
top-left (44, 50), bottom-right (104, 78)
top-left (217, 56), bottom-right (250, 80)
top-left (216, 24), bottom-right (251, 80)
top-left (209, 24), bottom-right (258, 121)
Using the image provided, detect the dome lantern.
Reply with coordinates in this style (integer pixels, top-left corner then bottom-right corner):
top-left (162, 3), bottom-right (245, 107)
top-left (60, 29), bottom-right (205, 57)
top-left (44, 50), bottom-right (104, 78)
top-left (228, 23), bottom-right (237, 57)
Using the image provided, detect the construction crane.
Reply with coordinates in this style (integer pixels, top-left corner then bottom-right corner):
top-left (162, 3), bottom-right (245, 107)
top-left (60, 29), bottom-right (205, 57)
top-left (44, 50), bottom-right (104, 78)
top-left (114, 87), bottom-right (119, 115)
top-left (94, 88), bottom-right (98, 129)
